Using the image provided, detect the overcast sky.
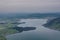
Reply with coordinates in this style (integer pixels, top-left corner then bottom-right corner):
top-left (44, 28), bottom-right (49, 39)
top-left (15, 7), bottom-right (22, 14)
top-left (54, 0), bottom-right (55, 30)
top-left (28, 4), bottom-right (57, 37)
top-left (0, 0), bottom-right (60, 13)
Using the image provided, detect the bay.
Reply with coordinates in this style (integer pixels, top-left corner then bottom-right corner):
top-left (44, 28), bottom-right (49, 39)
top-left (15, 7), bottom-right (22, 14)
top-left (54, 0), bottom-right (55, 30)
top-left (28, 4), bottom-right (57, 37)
top-left (6, 19), bottom-right (60, 40)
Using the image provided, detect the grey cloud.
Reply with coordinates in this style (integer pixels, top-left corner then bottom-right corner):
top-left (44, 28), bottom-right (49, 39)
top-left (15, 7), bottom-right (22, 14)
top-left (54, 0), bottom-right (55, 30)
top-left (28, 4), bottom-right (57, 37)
top-left (0, 0), bottom-right (60, 13)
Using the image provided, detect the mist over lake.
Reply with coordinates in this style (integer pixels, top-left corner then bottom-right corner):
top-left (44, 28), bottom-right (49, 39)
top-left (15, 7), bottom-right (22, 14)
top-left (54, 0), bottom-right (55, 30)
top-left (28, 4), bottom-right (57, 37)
top-left (6, 19), bottom-right (60, 40)
top-left (0, 0), bottom-right (60, 40)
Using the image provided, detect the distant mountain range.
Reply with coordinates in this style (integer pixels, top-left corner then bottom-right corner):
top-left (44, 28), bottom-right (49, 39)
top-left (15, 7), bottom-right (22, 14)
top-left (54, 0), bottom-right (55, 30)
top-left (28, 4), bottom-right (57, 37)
top-left (0, 13), bottom-right (60, 19)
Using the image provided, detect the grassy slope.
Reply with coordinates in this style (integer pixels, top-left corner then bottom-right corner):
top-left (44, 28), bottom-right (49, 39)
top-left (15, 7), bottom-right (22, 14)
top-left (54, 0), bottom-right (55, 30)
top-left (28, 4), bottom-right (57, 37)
top-left (0, 20), bottom-right (19, 40)
top-left (0, 35), bottom-right (6, 40)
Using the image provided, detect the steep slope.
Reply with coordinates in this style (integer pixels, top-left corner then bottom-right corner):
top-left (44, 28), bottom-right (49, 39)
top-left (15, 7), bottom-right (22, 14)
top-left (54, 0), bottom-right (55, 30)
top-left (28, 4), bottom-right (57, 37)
top-left (44, 17), bottom-right (60, 31)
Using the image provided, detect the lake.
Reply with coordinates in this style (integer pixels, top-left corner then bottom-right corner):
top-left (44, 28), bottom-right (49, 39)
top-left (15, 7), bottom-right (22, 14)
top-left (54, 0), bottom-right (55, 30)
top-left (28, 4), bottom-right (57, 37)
top-left (6, 19), bottom-right (60, 40)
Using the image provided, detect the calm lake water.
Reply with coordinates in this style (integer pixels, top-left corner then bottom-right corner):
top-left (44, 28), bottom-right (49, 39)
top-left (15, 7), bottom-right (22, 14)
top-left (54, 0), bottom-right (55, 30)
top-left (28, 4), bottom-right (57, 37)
top-left (6, 19), bottom-right (60, 40)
